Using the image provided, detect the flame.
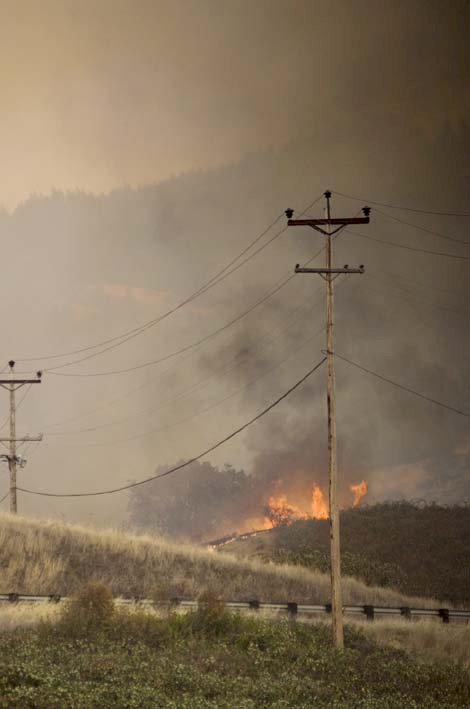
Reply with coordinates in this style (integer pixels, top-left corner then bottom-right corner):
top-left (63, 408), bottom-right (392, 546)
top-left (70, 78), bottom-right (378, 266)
top-left (350, 480), bottom-right (367, 507)
top-left (263, 493), bottom-right (305, 528)
top-left (250, 478), bottom-right (367, 532)
top-left (311, 482), bottom-right (328, 519)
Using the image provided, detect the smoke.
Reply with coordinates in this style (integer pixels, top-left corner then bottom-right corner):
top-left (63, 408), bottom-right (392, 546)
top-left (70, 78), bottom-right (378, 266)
top-left (0, 1), bottom-right (468, 530)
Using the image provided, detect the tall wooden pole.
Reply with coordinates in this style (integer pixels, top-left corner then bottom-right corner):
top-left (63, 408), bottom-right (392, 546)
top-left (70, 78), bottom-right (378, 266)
top-left (9, 383), bottom-right (17, 515)
top-left (285, 191), bottom-right (370, 648)
top-left (0, 361), bottom-right (42, 515)
top-left (325, 190), bottom-right (343, 648)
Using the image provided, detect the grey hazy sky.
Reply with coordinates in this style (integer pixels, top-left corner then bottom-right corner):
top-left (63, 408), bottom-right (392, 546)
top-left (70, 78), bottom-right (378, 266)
top-left (1, 0), bottom-right (468, 208)
top-left (0, 0), bottom-right (468, 530)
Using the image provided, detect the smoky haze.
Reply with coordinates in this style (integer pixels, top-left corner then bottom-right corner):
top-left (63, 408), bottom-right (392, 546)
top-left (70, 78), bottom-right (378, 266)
top-left (0, 0), bottom-right (468, 534)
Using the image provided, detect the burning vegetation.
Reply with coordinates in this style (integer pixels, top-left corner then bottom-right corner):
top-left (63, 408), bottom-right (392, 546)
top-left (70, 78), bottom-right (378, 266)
top-left (262, 480), bottom-right (368, 528)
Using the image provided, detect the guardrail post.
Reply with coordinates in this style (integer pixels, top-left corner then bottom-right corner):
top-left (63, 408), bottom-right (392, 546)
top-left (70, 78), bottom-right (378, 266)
top-left (400, 607), bottom-right (411, 621)
top-left (249, 600), bottom-right (260, 612)
top-left (287, 602), bottom-right (298, 622)
top-left (49, 594), bottom-right (61, 603)
top-left (364, 605), bottom-right (375, 621)
top-left (8, 593), bottom-right (19, 603)
top-left (325, 603), bottom-right (332, 615)
top-left (170, 597), bottom-right (180, 607)
top-left (438, 608), bottom-right (450, 624)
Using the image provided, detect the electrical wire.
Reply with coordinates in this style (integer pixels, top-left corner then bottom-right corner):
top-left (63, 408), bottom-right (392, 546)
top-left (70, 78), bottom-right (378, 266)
top-left (0, 490), bottom-right (9, 505)
top-left (15, 213), bottom-right (283, 363)
top-left (335, 190), bottom-right (470, 217)
top-left (374, 208), bottom-right (470, 246)
top-left (19, 194), bottom-right (324, 366)
top-left (377, 268), bottom-right (467, 304)
top-left (46, 287), bottom-right (325, 435)
top-left (18, 356), bottom-right (327, 497)
top-left (42, 219), bottom-right (342, 427)
top-left (44, 235), bottom-right (330, 378)
top-left (346, 228), bottom-right (470, 261)
top-left (43, 315), bottom-right (328, 449)
top-left (45, 276), bottom-right (296, 376)
top-left (368, 272), bottom-right (470, 319)
top-left (334, 352), bottom-right (470, 418)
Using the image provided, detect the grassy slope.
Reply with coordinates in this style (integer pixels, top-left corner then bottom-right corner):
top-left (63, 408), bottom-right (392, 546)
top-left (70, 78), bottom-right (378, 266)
top-left (221, 503), bottom-right (470, 604)
top-left (0, 604), bottom-right (469, 708)
top-left (0, 513), bottom-right (433, 607)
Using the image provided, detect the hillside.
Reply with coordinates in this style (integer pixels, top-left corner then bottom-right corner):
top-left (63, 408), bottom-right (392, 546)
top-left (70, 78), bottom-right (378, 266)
top-left (219, 502), bottom-right (470, 605)
top-left (0, 513), bottom-right (434, 608)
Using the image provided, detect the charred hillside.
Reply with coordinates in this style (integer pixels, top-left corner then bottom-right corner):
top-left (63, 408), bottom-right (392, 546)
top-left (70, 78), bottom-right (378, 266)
top-left (221, 502), bottom-right (470, 605)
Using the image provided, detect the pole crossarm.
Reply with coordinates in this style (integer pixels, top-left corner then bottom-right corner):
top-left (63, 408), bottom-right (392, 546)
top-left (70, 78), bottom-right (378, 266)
top-left (295, 265), bottom-right (365, 274)
top-left (286, 204), bottom-right (371, 237)
top-left (0, 379), bottom-right (42, 385)
top-left (287, 217), bottom-right (370, 226)
top-left (0, 435), bottom-right (43, 442)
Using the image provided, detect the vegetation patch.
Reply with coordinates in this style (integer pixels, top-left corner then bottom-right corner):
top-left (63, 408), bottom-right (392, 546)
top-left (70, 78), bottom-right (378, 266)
top-left (223, 502), bottom-right (470, 604)
top-left (0, 583), bottom-right (468, 708)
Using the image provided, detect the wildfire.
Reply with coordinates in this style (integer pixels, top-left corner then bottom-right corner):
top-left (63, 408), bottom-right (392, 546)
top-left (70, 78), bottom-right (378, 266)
top-left (311, 482), bottom-right (328, 519)
top-left (259, 479), bottom-right (368, 530)
top-left (264, 494), bottom-right (305, 528)
top-left (350, 480), bottom-right (367, 507)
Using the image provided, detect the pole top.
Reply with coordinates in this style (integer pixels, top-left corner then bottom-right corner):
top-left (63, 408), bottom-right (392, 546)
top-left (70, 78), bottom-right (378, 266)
top-left (285, 207), bottom-right (294, 219)
top-left (324, 190), bottom-right (332, 199)
top-left (8, 360), bottom-right (15, 371)
top-left (362, 206), bottom-right (371, 217)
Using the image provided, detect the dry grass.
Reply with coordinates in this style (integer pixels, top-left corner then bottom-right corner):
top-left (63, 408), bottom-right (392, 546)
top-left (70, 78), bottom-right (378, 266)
top-left (352, 617), bottom-right (470, 669)
top-left (0, 512), bottom-right (437, 607)
top-left (0, 602), bottom-right (59, 631)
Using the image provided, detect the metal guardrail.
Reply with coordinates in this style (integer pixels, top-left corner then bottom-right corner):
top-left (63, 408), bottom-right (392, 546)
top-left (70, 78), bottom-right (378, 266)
top-left (1, 593), bottom-right (468, 623)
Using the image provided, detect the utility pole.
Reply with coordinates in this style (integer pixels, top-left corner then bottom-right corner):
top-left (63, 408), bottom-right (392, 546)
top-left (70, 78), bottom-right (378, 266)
top-left (0, 361), bottom-right (42, 514)
top-left (285, 191), bottom-right (370, 648)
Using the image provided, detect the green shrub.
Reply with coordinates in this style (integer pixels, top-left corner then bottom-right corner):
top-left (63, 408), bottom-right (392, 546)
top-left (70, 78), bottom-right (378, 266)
top-left (55, 582), bottom-right (115, 638)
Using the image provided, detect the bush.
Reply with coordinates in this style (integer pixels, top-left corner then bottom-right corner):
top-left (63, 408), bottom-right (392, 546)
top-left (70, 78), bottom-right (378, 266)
top-left (55, 582), bottom-right (115, 638)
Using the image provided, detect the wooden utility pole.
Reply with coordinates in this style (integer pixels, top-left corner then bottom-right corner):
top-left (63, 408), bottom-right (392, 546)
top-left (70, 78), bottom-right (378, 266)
top-left (285, 191), bottom-right (370, 648)
top-left (0, 361), bottom-right (42, 514)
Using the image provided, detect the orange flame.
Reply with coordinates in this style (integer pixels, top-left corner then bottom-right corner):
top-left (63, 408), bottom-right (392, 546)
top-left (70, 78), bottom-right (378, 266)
top-left (311, 482), bottom-right (328, 519)
top-left (350, 480), bottom-right (367, 507)
top-left (263, 493), bottom-right (305, 528)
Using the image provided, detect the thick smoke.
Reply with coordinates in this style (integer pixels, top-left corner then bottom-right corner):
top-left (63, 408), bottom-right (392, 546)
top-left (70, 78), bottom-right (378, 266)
top-left (0, 1), bottom-right (468, 532)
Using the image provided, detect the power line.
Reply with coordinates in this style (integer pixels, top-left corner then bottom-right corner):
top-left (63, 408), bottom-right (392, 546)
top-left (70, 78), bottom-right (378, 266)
top-left (346, 228), bottom-right (470, 261)
top-left (43, 316), bottom-right (327, 448)
top-left (43, 284), bottom-right (321, 429)
top-left (367, 272), bottom-right (470, 320)
top-left (0, 489), bottom-right (9, 505)
top-left (15, 213), bottom-right (283, 363)
top-left (376, 268), bottom-right (467, 304)
top-left (18, 194), bottom-right (324, 366)
top-left (46, 286), bottom-right (326, 436)
top-left (374, 208), bottom-right (470, 246)
top-left (335, 190), bottom-right (470, 218)
top-left (334, 352), bottom-right (470, 418)
top-left (45, 276), bottom-right (296, 376)
top-left (18, 357), bottom-right (327, 497)
top-left (44, 237), bottom-right (330, 378)
top-left (44, 223), bottom-right (291, 372)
